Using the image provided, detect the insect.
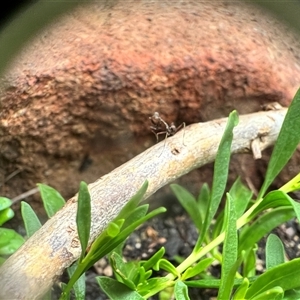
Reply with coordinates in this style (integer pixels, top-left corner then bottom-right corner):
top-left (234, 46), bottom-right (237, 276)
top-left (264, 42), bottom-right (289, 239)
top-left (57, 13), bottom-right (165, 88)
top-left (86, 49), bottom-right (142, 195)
top-left (149, 112), bottom-right (185, 143)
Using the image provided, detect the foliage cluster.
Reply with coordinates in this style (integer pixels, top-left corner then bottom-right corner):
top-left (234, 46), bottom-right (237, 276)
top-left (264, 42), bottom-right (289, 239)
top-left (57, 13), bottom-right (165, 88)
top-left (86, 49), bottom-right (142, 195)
top-left (1, 89), bottom-right (300, 299)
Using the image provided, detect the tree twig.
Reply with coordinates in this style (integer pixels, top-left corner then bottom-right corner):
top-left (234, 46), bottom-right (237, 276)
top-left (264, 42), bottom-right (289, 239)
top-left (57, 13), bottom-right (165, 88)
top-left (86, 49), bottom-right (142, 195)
top-left (0, 108), bottom-right (287, 300)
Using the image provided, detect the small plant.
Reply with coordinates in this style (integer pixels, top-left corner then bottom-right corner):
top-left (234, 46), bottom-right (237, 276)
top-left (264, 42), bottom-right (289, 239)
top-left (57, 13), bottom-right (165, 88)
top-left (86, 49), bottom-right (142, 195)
top-left (5, 89), bottom-right (300, 299)
top-left (68, 89), bottom-right (300, 299)
top-left (20, 180), bottom-right (167, 300)
top-left (0, 197), bottom-right (24, 265)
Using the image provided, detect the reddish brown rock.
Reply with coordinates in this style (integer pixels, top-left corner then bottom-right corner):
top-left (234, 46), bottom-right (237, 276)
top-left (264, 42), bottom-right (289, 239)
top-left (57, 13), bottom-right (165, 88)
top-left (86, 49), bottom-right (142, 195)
top-left (1, 1), bottom-right (300, 200)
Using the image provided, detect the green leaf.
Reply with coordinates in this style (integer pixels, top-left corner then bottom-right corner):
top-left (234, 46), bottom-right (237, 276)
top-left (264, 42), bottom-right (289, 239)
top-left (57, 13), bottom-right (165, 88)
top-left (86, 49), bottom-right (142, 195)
top-left (280, 173), bottom-right (300, 193)
top-left (283, 288), bottom-right (300, 300)
top-left (107, 221), bottom-right (122, 237)
top-left (122, 205), bottom-right (149, 230)
top-left (171, 184), bottom-right (202, 230)
top-left (0, 197), bottom-right (12, 210)
top-left (243, 244), bottom-right (258, 277)
top-left (197, 183), bottom-right (210, 223)
top-left (142, 247), bottom-right (165, 271)
top-left (154, 259), bottom-right (179, 277)
top-left (245, 258), bottom-right (300, 298)
top-left (229, 177), bottom-right (252, 218)
top-left (38, 184), bottom-right (65, 218)
top-left (258, 88), bottom-right (300, 198)
top-left (91, 207), bottom-right (166, 264)
top-left (67, 261), bottom-right (85, 300)
top-left (117, 181), bottom-right (148, 220)
top-left (0, 208), bottom-right (14, 226)
top-left (174, 280), bottom-right (190, 300)
top-left (21, 201), bottom-right (42, 237)
top-left (251, 190), bottom-right (300, 220)
top-left (137, 267), bottom-right (152, 284)
top-left (110, 252), bottom-right (137, 290)
top-left (239, 207), bottom-right (295, 253)
top-left (76, 181), bottom-right (91, 261)
top-left (0, 228), bottom-right (24, 255)
top-left (137, 277), bottom-right (170, 296)
top-left (212, 210), bottom-right (225, 239)
top-left (96, 277), bottom-right (144, 300)
top-left (181, 257), bottom-right (214, 281)
top-left (266, 234), bottom-right (285, 270)
top-left (199, 111), bottom-right (239, 248)
top-left (250, 287), bottom-right (284, 300)
top-left (232, 277), bottom-right (249, 300)
top-left (185, 277), bottom-right (256, 289)
top-left (218, 193), bottom-right (237, 300)
top-left (0, 196), bottom-right (14, 226)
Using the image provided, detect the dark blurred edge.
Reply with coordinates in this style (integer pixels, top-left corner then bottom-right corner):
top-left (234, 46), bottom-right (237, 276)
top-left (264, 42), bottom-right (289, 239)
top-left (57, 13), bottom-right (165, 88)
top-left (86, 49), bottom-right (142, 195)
top-left (0, 1), bottom-right (85, 78)
top-left (0, 0), bottom-right (300, 79)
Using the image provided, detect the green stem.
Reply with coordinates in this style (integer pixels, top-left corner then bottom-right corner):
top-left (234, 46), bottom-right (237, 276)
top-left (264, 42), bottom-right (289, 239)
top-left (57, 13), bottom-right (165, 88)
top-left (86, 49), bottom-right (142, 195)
top-left (59, 261), bottom-right (87, 299)
top-left (167, 197), bottom-right (263, 280)
top-left (143, 199), bottom-right (264, 299)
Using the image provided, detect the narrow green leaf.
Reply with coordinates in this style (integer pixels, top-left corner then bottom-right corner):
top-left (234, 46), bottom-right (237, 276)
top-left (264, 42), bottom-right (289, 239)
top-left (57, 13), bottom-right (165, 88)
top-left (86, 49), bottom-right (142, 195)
top-left (251, 190), bottom-right (300, 221)
top-left (122, 205), bottom-right (149, 230)
top-left (174, 280), bottom-right (190, 300)
top-left (104, 204), bottom-right (148, 255)
top-left (182, 257), bottom-right (214, 281)
top-left (283, 288), bottom-right (300, 300)
top-left (67, 261), bottom-right (85, 300)
top-left (96, 277), bottom-right (144, 300)
top-left (76, 181), bottom-right (91, 261)
top-left (0, 197), bottom-right (12, 210)
top-left (137, 277), bottom-right (170, 296)
top-left (21, 201), bottom-right (42, 237)
top-left (142, 247), bottom-right (165, 271)
top-left (0, 208), bottom-right (14, 226)
top-left (135, 266), bottom-right (147, 285)
top-left (250, 287), bottom-right (284, 300)
top-left (110, 252), bottom-right (136, 290)
top-left (117, 181), bottom-right (148, 220)
top-left (232, 278), bottom-right (249, 300)
top-left (258, 88), bottom-right (300, 198)
top-left (280, 193), bottom-right (300, 222)
top-left (0, 228), bottom-right (24, 255)
top-left (84, 207), bottom-right (166, 271)
top-left (212, 210), bottom-right (224, 238)
top-left (171, 184), bottom-right (202, 230)
top-left (197, 183), bottom-right (210, 222)
top-left (218, 193), bottom-right (237, 300)
top-left (185, 277), bottom-right (256, 289)
top-left (38, 184), bottom-right (65, 217)
top-left (155, 259), bottom-right (179, 277)
top-left (266, 234), bottom-right (285, 270)
top-left (243, 244), bottom-right (258, 278)
top-left (199, 111), bottom-right (239, 247)
top-left (251, 190), bottom-right (292, 218)
top-left (246, 258), bottom-right (300, 298)
top-left (229, 177), bottom-right (253, 218)
top-left (239, 207), bottom-right (295, 253)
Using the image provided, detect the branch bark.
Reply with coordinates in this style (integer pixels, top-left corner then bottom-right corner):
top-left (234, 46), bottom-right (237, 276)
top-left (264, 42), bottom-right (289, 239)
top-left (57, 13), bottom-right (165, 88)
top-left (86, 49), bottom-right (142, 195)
top-left (0, 108), bottom-right (287, 300)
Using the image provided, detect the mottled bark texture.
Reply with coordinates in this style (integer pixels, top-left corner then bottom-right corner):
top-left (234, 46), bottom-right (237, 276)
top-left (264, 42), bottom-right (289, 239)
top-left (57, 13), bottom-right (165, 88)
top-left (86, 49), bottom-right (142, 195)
top-left (0, 1), bottom-right (300, 199)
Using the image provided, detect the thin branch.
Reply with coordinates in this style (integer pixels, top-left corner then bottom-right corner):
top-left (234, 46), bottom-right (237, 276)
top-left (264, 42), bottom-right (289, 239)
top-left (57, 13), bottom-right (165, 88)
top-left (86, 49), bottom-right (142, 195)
top-left (0, 108), bottom-right (287, 300)
top-left (11, 187), bottom-right (40, 204)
